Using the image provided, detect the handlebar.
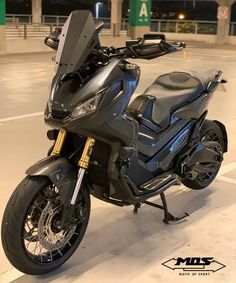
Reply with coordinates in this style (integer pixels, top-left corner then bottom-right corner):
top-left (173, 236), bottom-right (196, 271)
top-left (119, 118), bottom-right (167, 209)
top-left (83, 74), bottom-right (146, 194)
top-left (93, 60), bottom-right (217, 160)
top-left (44, 28), bottom-right (185, 62)
top-left (108, 38), bottom-right (185, 60)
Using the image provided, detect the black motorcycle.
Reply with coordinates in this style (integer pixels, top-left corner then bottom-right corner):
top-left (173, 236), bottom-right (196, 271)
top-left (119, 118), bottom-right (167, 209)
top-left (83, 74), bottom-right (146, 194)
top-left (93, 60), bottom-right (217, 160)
top-left (1, 11), bottom-right (228, 275)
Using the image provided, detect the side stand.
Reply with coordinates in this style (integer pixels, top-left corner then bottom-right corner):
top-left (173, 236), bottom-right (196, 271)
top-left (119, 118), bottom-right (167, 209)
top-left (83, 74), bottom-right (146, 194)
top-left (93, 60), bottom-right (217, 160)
top-left (133, 192), bottom-right (189, 224)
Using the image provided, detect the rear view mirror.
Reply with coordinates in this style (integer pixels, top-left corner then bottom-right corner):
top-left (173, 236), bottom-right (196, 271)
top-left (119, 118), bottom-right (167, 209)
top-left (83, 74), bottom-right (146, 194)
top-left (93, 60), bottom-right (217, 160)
top-left (44, 27), bottom-right (62, 51)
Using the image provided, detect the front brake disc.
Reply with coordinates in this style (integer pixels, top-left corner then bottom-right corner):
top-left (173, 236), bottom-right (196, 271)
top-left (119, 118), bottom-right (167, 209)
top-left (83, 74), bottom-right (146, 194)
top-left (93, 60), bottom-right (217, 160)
top-left (38, 201), bottom-right (76, 251)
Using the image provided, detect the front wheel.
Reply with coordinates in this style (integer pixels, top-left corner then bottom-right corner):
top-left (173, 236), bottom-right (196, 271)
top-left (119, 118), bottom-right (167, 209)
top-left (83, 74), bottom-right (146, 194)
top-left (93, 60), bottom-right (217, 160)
top-left (182, 120), bottom-right (224, 190)
top-left (1, 176), bottom-right (90, 275)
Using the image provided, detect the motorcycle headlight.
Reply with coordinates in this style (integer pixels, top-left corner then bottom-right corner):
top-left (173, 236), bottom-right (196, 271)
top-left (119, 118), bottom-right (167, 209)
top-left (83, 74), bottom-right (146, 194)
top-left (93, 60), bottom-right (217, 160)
top-left (70, 88), bottom-right (106, 118)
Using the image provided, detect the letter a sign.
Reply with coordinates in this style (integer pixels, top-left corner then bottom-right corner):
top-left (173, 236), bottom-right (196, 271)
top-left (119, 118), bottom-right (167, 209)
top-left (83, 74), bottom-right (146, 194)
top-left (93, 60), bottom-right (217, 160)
top-left (140, 2), bottom-right (148, 17)
top-left (129, 0), bottom-right (151, 26)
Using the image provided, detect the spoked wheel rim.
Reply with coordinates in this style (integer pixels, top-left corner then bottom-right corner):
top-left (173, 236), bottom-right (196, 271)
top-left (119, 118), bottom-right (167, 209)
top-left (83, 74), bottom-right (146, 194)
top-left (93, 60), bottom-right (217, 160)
top-left (23, 184), bottom-right (87, 263)
top-left (197, 130), bottom-right (223, 183)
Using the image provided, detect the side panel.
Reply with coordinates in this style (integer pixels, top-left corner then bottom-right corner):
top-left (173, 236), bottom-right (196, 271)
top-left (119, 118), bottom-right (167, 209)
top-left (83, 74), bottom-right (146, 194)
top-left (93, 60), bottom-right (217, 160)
top-left (172, 92), bottom-right (212, 120)
top-left (126, 121), bottom-right (193, 186)
top-left (146, 123), bottom-right (192, 172)
top-left (137, 118), bottom-right (189, 157)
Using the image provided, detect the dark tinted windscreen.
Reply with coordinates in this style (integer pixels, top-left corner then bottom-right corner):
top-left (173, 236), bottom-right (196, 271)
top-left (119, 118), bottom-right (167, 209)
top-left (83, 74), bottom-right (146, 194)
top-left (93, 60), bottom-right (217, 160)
top-left (55, 10), bottom-right (100, 75)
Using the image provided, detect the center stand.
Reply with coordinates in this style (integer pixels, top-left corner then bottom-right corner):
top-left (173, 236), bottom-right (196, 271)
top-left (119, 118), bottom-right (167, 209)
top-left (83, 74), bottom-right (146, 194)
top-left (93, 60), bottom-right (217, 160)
top-left (133, 192), bottom-right (189, 224)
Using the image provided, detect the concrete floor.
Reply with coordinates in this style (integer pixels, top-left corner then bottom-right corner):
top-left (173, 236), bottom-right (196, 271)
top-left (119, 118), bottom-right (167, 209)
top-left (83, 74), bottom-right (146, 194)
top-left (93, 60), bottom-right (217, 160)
top-left (0, 41), bottom-right (236, 282)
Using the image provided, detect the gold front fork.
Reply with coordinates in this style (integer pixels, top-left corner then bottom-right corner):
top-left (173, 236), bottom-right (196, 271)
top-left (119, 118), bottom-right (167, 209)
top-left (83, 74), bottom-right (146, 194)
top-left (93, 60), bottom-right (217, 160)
top-left (51, 129), bottom-right (95, 168)
top-left (51, 130), bottom-right (95, 205)
top-left (51, 129), bottom-right (67, 156)
top-left (72, 137), bottom-right (95, 205)
top-left (78, 137), bottom-right (96, 168)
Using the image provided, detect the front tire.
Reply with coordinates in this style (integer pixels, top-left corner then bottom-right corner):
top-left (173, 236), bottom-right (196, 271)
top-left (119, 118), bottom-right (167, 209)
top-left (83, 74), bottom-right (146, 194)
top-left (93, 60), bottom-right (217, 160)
top-left (1, 176), bottom-right (90, 275)
top-left (182, 120), bottom-right (224, 190)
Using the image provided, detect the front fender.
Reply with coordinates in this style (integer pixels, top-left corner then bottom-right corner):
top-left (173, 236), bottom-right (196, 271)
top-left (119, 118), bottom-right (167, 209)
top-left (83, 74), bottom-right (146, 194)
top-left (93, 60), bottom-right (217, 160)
top-left (26, 156), bottom-right (78, 202)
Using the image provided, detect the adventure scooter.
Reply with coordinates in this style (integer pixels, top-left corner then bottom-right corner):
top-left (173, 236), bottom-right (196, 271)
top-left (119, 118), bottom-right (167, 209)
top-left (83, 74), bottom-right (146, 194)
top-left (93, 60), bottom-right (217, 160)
top-left (1, 10), bottom-right (227, 275)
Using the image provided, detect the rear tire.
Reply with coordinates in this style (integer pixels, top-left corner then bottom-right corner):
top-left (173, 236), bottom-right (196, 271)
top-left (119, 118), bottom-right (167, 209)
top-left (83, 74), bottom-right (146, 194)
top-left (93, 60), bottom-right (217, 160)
top-left (182, 120), bottom-right (224, 190)
top-left (1, 176), bottom-right (90, 275)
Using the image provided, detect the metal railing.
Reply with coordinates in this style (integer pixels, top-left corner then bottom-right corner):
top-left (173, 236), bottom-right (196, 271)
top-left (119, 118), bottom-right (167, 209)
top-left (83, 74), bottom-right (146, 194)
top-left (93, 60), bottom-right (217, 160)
top-left (6, 24), bottom-right (55, 39)
top-left (42, 15), bottom-right (67, 26)
top-left (151, 19), bottom-right (218, 35)
top-left (5, 14), bottom-right (66, 25)
top-left (5, 14), bottom-right (236, 37)
top-left (6, 14), bottom-right (127, 29)
top-left (6, 14), bottom-right (32, 25)
top-left (5, 14), bottom-right (129, 39)
top-left (230, 22), bottom-right (236, 35)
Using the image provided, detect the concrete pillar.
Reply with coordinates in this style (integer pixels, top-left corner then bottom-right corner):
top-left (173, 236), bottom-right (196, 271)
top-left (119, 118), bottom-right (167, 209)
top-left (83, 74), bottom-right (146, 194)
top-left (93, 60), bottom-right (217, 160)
top-left (129, 0), bottom-right (151, 39)
top-left (216, 0), bottom-right (235, 43)
top-left (111, 0), bottom-right (123, 36)
top-left (32, 0), bottom-right (42, 25)
top-left (0, 0), bottom-right (6, 54)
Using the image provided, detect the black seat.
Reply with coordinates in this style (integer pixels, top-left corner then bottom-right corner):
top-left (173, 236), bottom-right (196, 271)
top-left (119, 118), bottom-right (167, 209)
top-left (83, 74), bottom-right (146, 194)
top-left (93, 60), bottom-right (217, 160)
top-left (128, 69), bottom-right (217, 129)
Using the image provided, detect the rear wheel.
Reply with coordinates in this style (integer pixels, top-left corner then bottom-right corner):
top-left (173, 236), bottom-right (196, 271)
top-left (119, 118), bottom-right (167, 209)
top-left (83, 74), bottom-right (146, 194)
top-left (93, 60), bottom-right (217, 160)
top-left (1, 176), bottom-right (90, 275)
top-left (182, 120), bottom-right (224, 190)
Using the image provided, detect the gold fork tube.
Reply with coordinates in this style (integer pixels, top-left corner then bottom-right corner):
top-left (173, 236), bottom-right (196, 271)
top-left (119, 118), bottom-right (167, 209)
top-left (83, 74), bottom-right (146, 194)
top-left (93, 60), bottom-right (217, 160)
top-left (51, 129), bottom-right (67, 156)
top-left (78, 137), bottom-right (95, 169)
